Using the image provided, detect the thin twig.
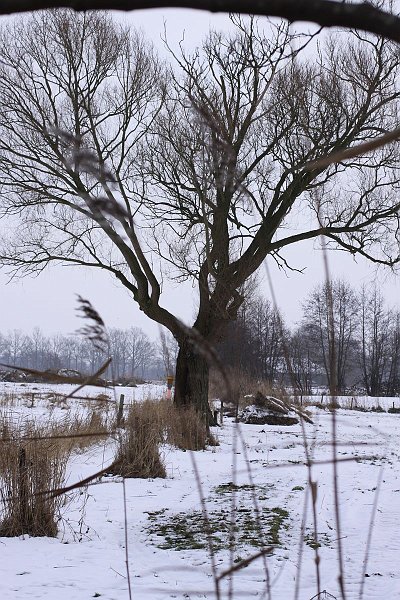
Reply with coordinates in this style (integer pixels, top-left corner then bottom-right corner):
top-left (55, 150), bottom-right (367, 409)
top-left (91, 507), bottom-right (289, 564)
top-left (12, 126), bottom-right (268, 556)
top-left (232, 455), bottom-right (380, 474)
top-left (235, 424), bottom-right (272, 600)
top-left (316, 191), bottom-right (346, 600)
top-left (294, 483), bottom-right (311, 600)
top-left (122, 478), bottom-right (133, 600)
top-left (37, 460), bottom-right (119, 499)
top-left (189, 452), bottom-right (221, 600)
top-left (358, 466), bottom-right (384, 600)
top-left (216, 547), bottom-right (273, 581)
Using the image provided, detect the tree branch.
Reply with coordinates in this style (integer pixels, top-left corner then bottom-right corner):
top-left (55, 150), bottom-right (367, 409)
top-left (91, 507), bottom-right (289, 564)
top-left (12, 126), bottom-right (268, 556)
top-left (1, 1), bottom-right (400, 45)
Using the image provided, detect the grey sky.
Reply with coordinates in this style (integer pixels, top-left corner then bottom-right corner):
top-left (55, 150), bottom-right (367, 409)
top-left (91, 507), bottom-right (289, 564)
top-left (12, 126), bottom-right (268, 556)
top-left (0, 8), bottom-right (399, 340)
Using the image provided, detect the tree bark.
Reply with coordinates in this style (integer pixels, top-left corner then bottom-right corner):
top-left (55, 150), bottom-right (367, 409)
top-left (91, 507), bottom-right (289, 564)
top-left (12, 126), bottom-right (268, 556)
top-left (173, 338), bottom-right (214, 425)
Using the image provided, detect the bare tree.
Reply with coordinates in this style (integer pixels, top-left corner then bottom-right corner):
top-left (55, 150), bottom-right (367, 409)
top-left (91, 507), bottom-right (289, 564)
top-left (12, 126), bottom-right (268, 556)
top-left (0, 13), bottom-right (179, 352)
top-left (1, 12), bottom-right (400, 420)
top-left (252, 298), bottom-right (283, 384)
top-left (108, 326), bottom-right (155, 379)
top-left (287, 326), bottom-right (315, 395)
top-left (0, 325), bottom-right (157, 378)
top-left (302, 280), bottom-right (359, 392)
top-left (386, 311), bottom-right (400, 395)
top-left (158, 329), bottom-right (179, 378)
top-left (359, 285), bottom-right (392, 396)
top-left (107, 328), bottom-right (129, 380)
top-left (141, 20), bottom-right (400, 414)
top-left (30, 327), bottom-right (48, 370)
top-left (125, 327), bottom-right (154, 379)
top-left (217, 295), bottom-right (284, 383)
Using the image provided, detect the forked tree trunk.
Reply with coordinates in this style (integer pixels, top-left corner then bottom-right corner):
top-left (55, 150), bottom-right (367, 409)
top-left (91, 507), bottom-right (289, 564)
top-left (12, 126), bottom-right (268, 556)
top-left (173, 338), bottom-right (214, 425)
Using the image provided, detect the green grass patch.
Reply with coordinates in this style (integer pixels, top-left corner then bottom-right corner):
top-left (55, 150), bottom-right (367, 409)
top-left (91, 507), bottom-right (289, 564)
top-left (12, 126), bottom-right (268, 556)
top-left (146, 505), bottom-right (289, 552)
top-left (145, 481), bottom-right (289, 553)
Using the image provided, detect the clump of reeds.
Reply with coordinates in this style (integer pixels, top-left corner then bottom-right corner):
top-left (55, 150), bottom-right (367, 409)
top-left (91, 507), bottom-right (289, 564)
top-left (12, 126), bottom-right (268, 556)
top-left (0, 421), bottom-right (70, 537)
top-left (112, 401), bottom-right (166, 479)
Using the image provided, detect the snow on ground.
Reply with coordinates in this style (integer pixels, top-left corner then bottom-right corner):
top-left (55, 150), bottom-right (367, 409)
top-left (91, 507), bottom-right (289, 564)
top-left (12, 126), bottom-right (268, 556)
top-left (0, 380), bottom-right (165, 403)
top-left (0, 381), bottom-right (165, 425)
top-left (1, 383), bottom-right (400, 600)
top-left (300, 394), bottom-right (400, 412)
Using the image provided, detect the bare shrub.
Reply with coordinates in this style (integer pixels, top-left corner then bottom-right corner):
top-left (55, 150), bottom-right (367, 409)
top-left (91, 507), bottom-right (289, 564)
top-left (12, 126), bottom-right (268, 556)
top-left (112, 401), bottom-right (166, 479)
top-left (0, 422), bottom-right (70, 537)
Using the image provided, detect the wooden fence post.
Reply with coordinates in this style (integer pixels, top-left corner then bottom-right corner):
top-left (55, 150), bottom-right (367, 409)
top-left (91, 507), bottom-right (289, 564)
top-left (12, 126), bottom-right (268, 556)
top-left (117, 394), bottom-right (125, 427)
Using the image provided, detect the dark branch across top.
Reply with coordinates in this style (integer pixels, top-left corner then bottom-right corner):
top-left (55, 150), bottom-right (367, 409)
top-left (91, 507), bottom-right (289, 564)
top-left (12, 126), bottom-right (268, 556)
top-left (1, 1), bottom-right (400, 43)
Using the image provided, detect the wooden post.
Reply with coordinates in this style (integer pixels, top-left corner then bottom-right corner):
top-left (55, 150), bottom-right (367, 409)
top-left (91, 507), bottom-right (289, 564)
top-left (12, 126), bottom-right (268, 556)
top-left (117, 394), bottom-right (125, 427)
top-left (220, 398), bottom-right (224, 425)
top-left (166, 375), bottom-right (174, 400)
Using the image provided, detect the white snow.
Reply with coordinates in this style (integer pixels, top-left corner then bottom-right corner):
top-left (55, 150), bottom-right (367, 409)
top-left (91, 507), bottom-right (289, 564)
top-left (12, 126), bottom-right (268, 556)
top-left (1, 383), bottom-right (400, 599)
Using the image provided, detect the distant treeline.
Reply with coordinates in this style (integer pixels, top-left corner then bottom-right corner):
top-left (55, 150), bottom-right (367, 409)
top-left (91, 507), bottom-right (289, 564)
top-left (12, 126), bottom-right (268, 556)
top-left (218, 280), bottom-right (400, 396)
top-left (1, 280), bottom-right (399, 395)
top-left (0, 326), bottom-right (176, 381)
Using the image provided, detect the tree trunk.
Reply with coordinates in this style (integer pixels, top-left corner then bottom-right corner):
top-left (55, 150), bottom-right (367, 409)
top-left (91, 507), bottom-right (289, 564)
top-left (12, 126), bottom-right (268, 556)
top-left (173, 338), bottom-right (214, 425)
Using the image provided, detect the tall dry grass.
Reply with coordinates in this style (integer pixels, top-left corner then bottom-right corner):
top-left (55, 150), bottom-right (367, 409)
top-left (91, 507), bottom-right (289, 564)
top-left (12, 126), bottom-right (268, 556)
top-left (111, 398), bottom-right (212, 479)
top-left (112, 401), bottom-right (166, 478)
top-left (0, 419), bottom-right (70, 537)
top-left (0, 403), bottom-right (114, 538)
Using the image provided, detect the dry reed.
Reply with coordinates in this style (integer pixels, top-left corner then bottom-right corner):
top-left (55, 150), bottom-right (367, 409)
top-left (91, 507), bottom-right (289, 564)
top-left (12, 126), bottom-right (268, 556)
top-left (0, 420), bottom-right (70, 537)
top-left (112, 401), bottom-right (166, 479)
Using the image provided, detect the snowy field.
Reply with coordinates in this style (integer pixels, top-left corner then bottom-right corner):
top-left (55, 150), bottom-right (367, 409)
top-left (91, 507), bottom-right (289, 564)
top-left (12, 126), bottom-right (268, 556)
top-left (0, 380), bottom-right (165, 405)
top-left (1, 382), bottom-right (400, 600)
top-left (300, 393), bottom-right (400, 412)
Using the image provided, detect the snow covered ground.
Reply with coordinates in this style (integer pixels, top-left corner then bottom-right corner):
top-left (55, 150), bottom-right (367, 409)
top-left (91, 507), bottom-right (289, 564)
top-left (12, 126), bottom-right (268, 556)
top-left (300, 394), bottom-right (400, 412)
top-left (0, 380), bottom-right (165, 405)
top-left (0, 381), bottom-right (165, 425)
top-left (1, 383), bottom-right (400, 600)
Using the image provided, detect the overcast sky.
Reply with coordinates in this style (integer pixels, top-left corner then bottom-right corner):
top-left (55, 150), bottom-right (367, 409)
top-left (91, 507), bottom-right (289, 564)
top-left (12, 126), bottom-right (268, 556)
top-left (0, 7), bottom-right (399, 340)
